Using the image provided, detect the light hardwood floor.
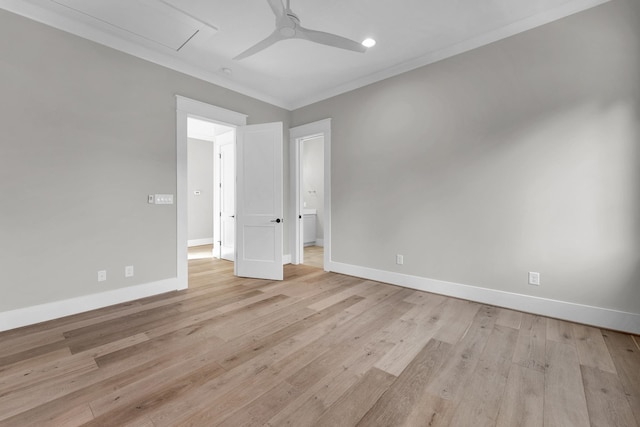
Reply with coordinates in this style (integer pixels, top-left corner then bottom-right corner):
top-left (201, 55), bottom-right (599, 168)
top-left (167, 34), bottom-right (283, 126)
top-left (0, 247), bottom-right (638, 426)
top-left (303, 245), bottom-right (324, 269)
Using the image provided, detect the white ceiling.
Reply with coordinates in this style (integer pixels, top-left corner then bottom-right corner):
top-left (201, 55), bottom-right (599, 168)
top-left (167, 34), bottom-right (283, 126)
top-left (1, 0), bottom-right (609, 110)
top-left (188, 117), bottom-right (233, 141)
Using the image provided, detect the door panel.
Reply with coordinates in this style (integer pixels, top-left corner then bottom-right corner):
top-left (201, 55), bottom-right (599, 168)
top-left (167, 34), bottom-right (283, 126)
top-left (236, 122), bottom-right (283, 280)
top-left (220, 141), bottom-right (235, 261)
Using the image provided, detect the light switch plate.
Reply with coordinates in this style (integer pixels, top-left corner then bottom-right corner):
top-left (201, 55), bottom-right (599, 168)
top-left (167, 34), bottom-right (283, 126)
top-left (155, 194), bottom-right (174, 205)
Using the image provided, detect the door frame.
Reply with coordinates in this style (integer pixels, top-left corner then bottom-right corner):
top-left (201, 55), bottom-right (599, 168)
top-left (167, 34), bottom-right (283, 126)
top-left (290, 118), bottom-right (332, 269)
top-left (176, 96), bottom-right (247, 288)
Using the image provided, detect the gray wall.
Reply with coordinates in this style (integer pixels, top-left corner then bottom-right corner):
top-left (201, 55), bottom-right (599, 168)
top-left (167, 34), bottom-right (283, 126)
top-left (0, 8), bottom-right (290, 312)
top-left (293, 0), bottom-right (640, 314)
top-left (187, 138), bottom-right (214, 243)
top-left (303, 136), bottom-right (324, 240)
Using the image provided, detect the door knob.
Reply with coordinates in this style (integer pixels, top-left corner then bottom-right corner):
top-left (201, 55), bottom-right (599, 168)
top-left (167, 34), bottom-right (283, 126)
top-left (270, 218), bottom-right (282, 223)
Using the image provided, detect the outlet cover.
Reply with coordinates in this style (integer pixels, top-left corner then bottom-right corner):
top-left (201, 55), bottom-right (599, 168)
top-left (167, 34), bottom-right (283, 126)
top-left (98, 270), bottom-right (107, 282)
top-left (528, 272), bottom-right (540, 286)
top-left (396, 254), bottom-right (404, 265)
top-left (125, 265), bottom-right (134, 278)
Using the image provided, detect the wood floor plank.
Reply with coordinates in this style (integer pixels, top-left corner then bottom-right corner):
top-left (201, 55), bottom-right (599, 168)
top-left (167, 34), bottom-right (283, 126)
top-left (572, 323), bottom-right (617, 374)
top-left (401, 392), bottom-right (457, 427)
top-left (581, 364), bottom-right (638, 427)
top-left (496, 365), bottom-right (544, 427)
top-left (218, 294), bottom-right (365, 371)
top-left (0, 353), bottom-right (98, 421)
top-left (266, 340), bottom-right (395, 426)
top-left (284, 301), bottom-right (414, 392)
top-left (0, 352), bottom-right (97, 396)
top-left (210, 281), bottom-right (360, 342)
top-left (314, 367), bottom-right (396, 427)
top-left (426, 305), bottom-right (498, 401)
top-left (496, 307), bottom-right (523, 330)
top-left (448, 324), bottom-right (518, 426)
top-left (214, 380), bottom-right (302, 427)
top-left (0, 334), bottom-right (226, 425)
top-left (374, 297), bottom-right (448, 376)
top-left (46, 403), bottom-right (94, 427)
top-left (0, 347), bottom-right (71, 378)
top-left (85, 360), bottom-right (226, 426)
top-left (430, 298), bottom-right (481, 344)
top-left (544, 340), bottom-right (590, 427)
top-left (602, 330), bottom-right (640, 425)
top-left (357, 339), bottom-right (452, 427)
top-left (512, 313), bottom-right (547, 372)
top-left (546, 317), bottom-right (575, 344)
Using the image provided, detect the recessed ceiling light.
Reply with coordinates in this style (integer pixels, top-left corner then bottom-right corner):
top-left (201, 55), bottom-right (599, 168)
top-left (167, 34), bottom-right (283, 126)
top-left (362, 38), bottom-right (376, 48)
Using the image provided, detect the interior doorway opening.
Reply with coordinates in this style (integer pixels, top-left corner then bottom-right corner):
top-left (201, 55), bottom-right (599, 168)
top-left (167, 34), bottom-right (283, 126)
top-left (301, 136), bottom-right (324, 268)
top-left (290, 119), bottom-right (332, 270)
top-left (186, 116), bottom-right (235, 262)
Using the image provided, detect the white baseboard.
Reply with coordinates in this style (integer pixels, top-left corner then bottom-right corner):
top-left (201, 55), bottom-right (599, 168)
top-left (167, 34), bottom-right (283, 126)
top-left (283, 254), bottom-right (291, 265)
top-left (188, 238), bottom-right (214, 247)
top-left (0, 278), bottom-right (180, 332)
top-left (326, 261), bottom-right (640, 335)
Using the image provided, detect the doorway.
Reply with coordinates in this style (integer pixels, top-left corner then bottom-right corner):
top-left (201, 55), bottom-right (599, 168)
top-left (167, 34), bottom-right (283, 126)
top-left (177, 96), bottom-right (285, 286)
top-left (176, 96), bottom-right (248, 289)
top-left (186, 117), bottom-right (235, 261)
top-left (290, 119), bottom-right (332, 270)
top-left (301, 136), bottom-right (324, 268)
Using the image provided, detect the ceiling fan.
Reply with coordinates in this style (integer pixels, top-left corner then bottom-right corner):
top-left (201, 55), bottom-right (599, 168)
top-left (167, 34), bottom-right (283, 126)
top-left (234, 0), bottom-right (367, 60)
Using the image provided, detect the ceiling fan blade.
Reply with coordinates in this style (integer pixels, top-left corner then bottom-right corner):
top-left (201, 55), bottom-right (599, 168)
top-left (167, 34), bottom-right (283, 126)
top-left (266, 0), bottom-right (285, 19)
top-left (296, 26), bottom-right (366, 53)
top-left (233, 30), bottom-right (284, 60)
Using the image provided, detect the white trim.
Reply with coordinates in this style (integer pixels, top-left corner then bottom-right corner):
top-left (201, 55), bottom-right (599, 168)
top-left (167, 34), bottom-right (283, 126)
top-left (176, 96), bottom-right (247, 126)
top-left (327, 261), bottom-right (640, 335)
top-left (289, 119), bottom-right (331, 270)
top-left (188, 238), bottom-right (214, 247)
top-left (283, 254), bottom-right (291, 265)
top-left (0, 279), bottom-right (179, 332)
top-left (176, 107), bottom-right (188, 290)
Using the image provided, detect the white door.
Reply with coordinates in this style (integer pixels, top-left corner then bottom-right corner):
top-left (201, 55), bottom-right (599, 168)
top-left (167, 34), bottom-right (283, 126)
top-left (236, 122), bottom-right (283, 280)
top-left (219, 140), bottom-right (235, 261)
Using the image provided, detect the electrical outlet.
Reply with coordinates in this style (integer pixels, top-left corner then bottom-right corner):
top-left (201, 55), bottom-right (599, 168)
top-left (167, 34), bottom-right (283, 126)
top-left (396, 254), bottom-right (404, 265)
top-left (148, 194), bottom-right (155, 204)
top-left (528, 272), bottom-right (540, 286)
top-left (125, 265), bottom-right (134, 278)
top-left (97, 270), bottom-right (107, 282)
